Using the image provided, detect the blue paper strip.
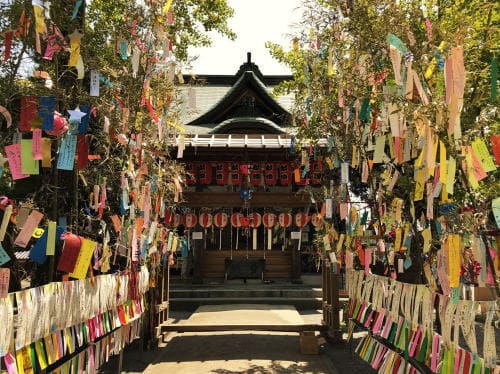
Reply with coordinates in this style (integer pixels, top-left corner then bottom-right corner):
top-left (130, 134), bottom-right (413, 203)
top-left (57, 134), bottom-right (77, 170)
top-left (39, 96), bottom-right (56, 130)
top-left (0, 242), bottom-right (11, 266)
top-left (78, 105), bottom-right (91, 134)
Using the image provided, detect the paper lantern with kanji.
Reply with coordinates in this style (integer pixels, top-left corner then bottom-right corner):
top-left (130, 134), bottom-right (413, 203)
top-left (231, 212), bottom-right (243, 228)
top-left (279, 162), bottom-right (292, 186)
top-left (278, 212), bottom-right (292, 228)
top-left (230, 162), bottom-right (241, 185)
top-left (215, 162), bottom-right (228, 185)
top-left (294, 212), bottom-right (310, 228)
top-left (184, 162), bottom-right (196, 185)
top-left (311, 214), bottom-right (324, 228)
top-left (264, 162), bottom-right (277, 186)
top-left (199, 212), bottom-right (213, 228)
top-left (262, 212), bottom-right (277, 228)
top-left (248, 212), bottom-right (262, 228)
top-left (214, 212), bottom-right (228, 228)
top-left (184, 212), bottom-right (198, 228)
top-left (250, 162), bottom-right (262, 186)
top-left (311, 160), bottom-right (323, 185)
top-left (197, 162), bottom-right (212, 185)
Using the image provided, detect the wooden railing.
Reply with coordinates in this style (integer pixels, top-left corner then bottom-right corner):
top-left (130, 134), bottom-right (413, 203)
top-left (321, 259), bottom-right (343, 341)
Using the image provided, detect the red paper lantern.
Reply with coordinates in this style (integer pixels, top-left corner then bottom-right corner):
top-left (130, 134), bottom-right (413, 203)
top-left (264, 162), bottom-right (277, 186)
top-left (278, 212), bottom-right (292, 228)
top-left (199, 212), bottom-right (213, 228)
top-left (240, 216), bottom-right (250, 227)
top-left (311, 160), bottom-right (323, 185)
top-left (164, 210), bottom-right (175, 226)
top-left (248, 212), bottom-right (262, 228)
top-left (214, 212), bottom-right (228, 228)
top-left (262, 212), bottom-right (277, 228)
top-left (184, 162), bottom-right (196, 186)
top-left (230, 162), bottom-right (241, 185)
top-left (250, 162), bottom-right (262, 186)
top-left (294, 212), bottom-right (310, 228)
top-left (311, 214), bottom-right (324, 228)
top-left (184, 213), bottom-right (197, 228)
top-left (231, 212), bottom-right (243, 228)
top-left (279, 162), bottom-right (292, 186)
top-left (197, 162), bottom-right (212, 185)
top-left (215, 162), bottom-right (228, 185)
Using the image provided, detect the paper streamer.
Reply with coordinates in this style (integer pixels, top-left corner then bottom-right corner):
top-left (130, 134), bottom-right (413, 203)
top-left (0, 204), bottom-right (13, 241)
top-left (69, 238), bottom-right (97, 279)
top-left (14, 209), bottom-right (43, 248)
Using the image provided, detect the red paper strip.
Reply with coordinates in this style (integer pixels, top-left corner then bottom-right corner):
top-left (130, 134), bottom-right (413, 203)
top-left (56, 233), bottom-right (82, 273)
top-left (491, 135), bottom-right (500, 166)
top-left (3, 31), bottom-right (13, 61)
top-left (76, 135), bottom-right (88, 170)
top-left (19, 96), bottom-right (38, 131)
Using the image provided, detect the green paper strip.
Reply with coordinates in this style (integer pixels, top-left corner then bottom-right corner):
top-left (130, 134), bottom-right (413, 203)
top-left (491, 57), bottom-right (497, 101)
top-left (386, 33), bottom-right (408, 54)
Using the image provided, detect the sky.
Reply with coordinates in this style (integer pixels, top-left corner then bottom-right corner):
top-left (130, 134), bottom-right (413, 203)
top-left (188, 0), bottom-right (303, 76)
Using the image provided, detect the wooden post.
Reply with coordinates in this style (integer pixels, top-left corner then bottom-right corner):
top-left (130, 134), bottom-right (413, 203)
top-left (117, 349), bottom-right (123, 374)
top-left (322, 260), bottom-right (328, 325)
top-left (329, 262), bottom-right (342, 342)
top-left (291, 237), bottom-right (302, 284)
top-left (192, 235), bottom-right (203, 284)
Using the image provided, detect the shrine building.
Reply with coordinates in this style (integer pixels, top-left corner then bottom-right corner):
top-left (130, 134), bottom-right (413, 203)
top-left (169, 53), bottom-right (327, 283)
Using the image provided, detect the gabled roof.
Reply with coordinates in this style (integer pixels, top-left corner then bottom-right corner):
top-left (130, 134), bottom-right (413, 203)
top-left (186, 70), bottom-right (292, 131)
top-left (209, 117), bottom-right (286, 134)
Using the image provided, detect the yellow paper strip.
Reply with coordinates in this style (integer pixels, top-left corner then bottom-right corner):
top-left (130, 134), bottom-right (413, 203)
top-left (448, 234), bottom-right (460, 288)
top-left (446, 157), bottom-right (456, 195)
top-left (439, 141), bottom-right (447, 184)
top-left (373, 135), bottom-right (386, 164)
top-left (471, 138), bottom-right (496, 172)
top-left (41, 138), bottom-right (51, 167)
top-left (69, 238), bottom-right (97, 279)
top-left (422, 228), bottom-right (431, 253)
top-left (46, 221), bottom-right (56, 256)
top-left (394, 229), bottom-right (402, 251)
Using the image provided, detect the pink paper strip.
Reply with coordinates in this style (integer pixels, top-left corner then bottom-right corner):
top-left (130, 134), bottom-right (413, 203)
top-left (32, 128), bottom-right (42, 160)
top-left (14, 209), bottom-right (44, 247)
top-left (4, 143), bottom-right (30, 180)
top-left (431, 333), bottom-right (440, 372)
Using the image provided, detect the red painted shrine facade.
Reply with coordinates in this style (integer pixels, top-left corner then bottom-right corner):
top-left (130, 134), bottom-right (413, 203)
top-left (169, 55), bottom-right (327, 282)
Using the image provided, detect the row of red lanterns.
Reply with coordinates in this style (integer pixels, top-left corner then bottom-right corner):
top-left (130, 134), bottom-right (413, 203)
top-left (184, 160), bottom-right (323, 186)
top-left (164, 211), bottom-right (324, 229)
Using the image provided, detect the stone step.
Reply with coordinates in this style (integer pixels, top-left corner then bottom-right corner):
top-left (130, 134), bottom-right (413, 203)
top-left (169, 297), bottom-right (323, 312)
top-left (170, 288), bottom-right (323, 299)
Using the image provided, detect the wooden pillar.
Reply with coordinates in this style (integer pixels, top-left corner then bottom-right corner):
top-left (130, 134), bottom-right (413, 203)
top-left (328, 262), bottom-right (342, 342)
top-left (291, 238), bottom-right (302, 284)
top-left (192, 235), bottom-right (203, 284)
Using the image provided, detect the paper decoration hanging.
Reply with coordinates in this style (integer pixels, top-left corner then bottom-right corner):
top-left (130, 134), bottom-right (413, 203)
top-left (230, 213), bottom-right (243, 228)
top-left (264, 162), bottom-right (277, 186)
top-left (56, 233), bottom-right (82, 273)
top-left (215, 162), bottom-right (228, 185)
top-left (294, 212), bottom-right (309, 228)
top-left (197, 162), bottom-right (212, 184)
top-left (199, 212), bottom-right (212, 228)
top-left (311, 214), bottom-right (324, 228)
top-left (278, 212), bottom-right (292, 228)
top-left (214, 212), bottom-right (228, 228)
top-left (0, 106), bottom-right (12, 128)
top-left (184, 213), bottom-right (197, 229)
top-left (279, 162), bottom-right (292, 185)
top-left (19, 96), bottom-right (38, 132)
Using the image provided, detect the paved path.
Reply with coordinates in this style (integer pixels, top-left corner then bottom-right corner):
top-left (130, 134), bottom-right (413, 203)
top-left (146, 304), bottom-right (335, 374)
top-left (99, 308), bottom-right (374, 374)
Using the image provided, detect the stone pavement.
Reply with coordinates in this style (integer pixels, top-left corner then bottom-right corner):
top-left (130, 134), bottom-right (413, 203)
top-left (99, 308), bottom-right (374, 374)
